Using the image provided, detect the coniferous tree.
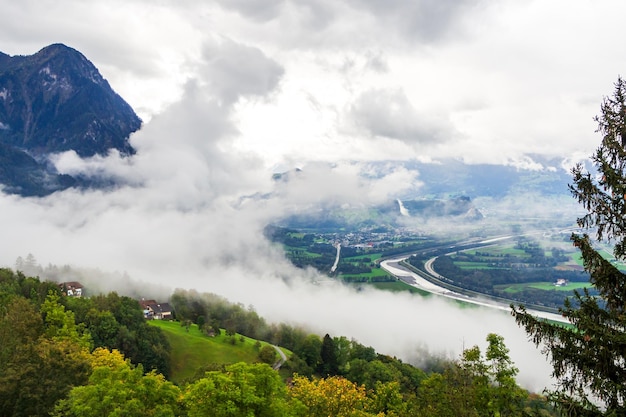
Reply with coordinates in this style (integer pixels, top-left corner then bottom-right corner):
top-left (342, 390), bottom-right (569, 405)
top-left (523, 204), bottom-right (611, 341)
top-left (512, 77), bottom-right (626, 415)
top-left (319, 333), bottom-right (339, 376)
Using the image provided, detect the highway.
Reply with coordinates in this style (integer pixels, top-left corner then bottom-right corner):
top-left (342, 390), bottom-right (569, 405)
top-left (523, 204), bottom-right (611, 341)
top-left (380, 249), bottom-right (569, 324)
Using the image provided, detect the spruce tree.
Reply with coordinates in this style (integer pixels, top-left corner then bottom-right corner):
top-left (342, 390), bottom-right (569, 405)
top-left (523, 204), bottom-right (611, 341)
top-left (512, 77), bottom-right (626, 416)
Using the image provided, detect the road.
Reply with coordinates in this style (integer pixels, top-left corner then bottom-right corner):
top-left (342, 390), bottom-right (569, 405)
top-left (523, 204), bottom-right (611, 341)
top-left (272, 345), bottom-right (287, 370)
top-left (380, 252), bottom-right (569, 324)
top-left (330, 243), bottom-right (341, 272)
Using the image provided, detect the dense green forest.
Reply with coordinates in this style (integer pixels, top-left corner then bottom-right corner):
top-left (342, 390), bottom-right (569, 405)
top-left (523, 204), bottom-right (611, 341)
top-left (0, 268), bottom-right (556, 416)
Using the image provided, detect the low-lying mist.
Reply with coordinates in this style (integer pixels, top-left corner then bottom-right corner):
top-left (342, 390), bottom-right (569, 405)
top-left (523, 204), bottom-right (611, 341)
top-left (0, 75), bottom-right (581, 395)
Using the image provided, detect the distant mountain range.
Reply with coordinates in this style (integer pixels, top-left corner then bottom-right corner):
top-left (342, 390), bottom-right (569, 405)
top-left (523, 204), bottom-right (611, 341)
top-left (271, 159), bottom-right (575, 231)
top-left (276, 195), bottom-right (484, 232)
top-left (0, 43), bottom-right (141, 196)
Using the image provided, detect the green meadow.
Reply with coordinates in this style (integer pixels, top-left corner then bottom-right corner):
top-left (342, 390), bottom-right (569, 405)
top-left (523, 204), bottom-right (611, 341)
top-left (149, 320), bottom-right (289, 384)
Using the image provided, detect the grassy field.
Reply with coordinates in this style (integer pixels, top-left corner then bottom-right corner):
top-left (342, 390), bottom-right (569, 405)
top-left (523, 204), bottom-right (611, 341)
top-left (344, 252), bottom-right (383, 262)
top-left (498, 282), bottom-right (591, 294)
top-left (149, 320), bottom-right (287, 384)
top-left (528, 282), bottom-right (590, 291)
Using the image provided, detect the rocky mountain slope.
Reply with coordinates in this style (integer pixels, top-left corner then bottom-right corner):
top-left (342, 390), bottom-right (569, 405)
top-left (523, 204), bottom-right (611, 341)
top-left (0, 44), bottom-right (141, 195)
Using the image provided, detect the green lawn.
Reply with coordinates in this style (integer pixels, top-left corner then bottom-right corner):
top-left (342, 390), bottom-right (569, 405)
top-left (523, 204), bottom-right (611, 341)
top-left (148, 320), bottom-right (286, 384)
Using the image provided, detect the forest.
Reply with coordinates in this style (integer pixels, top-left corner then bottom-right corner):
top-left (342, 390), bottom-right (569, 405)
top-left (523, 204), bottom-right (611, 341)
top-left (0, 268), bottom-right (557, 416)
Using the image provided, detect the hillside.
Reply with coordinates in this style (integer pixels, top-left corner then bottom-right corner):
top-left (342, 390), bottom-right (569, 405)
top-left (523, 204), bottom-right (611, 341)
top-left (148, 320), bottom-right (288, 384)
top-left (0, 268), bottom-right (558, 416)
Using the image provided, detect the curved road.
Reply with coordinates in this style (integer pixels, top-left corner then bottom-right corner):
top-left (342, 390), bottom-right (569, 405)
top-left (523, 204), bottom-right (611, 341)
top-left (380, 252), bottom-right (568, 324)
top-left (272, 345), bottom-right (287, 370)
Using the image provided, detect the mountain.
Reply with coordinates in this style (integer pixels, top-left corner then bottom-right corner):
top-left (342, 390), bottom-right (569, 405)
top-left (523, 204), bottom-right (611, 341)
top-left (402, 158), bottom-right (573, 198)
top-left (270, 159), bottom-right (573, 232)
top-left (0, 44), bottom-right (141, 195)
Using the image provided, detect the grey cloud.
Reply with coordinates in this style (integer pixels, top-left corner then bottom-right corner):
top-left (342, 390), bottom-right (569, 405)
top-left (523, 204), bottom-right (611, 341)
top-left (350, 88), bottom-right (452, 144)
top-left (215, 0), bottom-right (483, 45)
top-left (215, 0), bottom-right (286, 22)
top-left (346, 0), bottom-right (482, 42)
top-left (216, 0), bottom-right (336, 30)
top-left (364, 50), bottom-right (389, 73)
top-left (200, 38), bottom-right (284, 104)
top-left (290, 0), bottom-right (338, 30)
top-left (0, 2), bottom-right (167, 78)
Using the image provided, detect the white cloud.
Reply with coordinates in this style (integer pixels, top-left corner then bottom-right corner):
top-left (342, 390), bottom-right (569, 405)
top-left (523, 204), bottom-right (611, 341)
top-left (271, 161), bottom-right (420, 209)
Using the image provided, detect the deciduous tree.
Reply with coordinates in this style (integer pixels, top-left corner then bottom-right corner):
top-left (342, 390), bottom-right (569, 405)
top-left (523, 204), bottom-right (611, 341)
top-left (54, 348), bottom-right (181, 417)
top-left (184, 362), bottom-right (291, 417)
top-left (0, 296), bottom-right (91, 416)
top-left (288, 374), bottom-right (375, 417)
top-left (417, 334), bottom-right (526, 417)
top-left (258, 344), bottom-right (278, 365)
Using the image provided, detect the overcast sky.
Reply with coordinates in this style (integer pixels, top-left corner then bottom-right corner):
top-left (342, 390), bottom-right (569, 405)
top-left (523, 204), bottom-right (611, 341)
top-left (1, 0), bottom-right (621, 392)
top-left (3, 0), bottom-right (625, 168)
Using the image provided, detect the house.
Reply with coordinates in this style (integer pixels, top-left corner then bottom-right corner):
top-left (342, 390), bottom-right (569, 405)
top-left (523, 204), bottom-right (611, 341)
top-left (138, 299), bottom-right (173, 320)
top-left (554, 278), bottom-right (569, 287)
top-left (59, 281), bottom-right (83, 297)
top-left (139, 299), bottom-right (157, 319)
top-left (148, 303), bottom-right (173, 320)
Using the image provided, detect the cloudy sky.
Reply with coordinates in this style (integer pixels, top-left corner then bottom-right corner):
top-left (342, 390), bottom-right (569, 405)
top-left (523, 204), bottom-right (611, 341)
top-left (1, 0), bottom-right (623, 392)
top-left (3, 0), bottom-right (625, 167)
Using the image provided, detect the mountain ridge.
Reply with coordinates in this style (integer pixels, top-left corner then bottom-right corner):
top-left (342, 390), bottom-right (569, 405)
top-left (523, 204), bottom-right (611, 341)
top-left (0, 43), bottom-right (142, 195)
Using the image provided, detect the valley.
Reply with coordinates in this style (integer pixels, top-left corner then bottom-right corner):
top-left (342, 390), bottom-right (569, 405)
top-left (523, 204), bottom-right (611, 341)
top-left (268, 221), bottom-right (603, 315)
